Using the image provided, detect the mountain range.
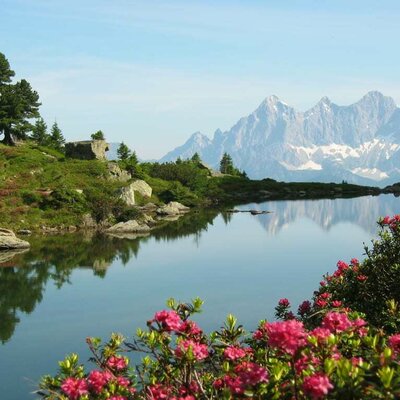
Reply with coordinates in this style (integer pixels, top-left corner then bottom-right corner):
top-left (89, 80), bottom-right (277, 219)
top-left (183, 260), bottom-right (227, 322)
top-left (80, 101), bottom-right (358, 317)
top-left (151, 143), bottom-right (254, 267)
top-left (160, 91), bottom-right (400, 186)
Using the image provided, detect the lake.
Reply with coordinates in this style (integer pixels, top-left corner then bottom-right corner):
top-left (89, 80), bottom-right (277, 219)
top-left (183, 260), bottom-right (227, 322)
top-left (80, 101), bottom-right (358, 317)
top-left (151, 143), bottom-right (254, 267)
top-left (1, 194), bottom-right (399, 399)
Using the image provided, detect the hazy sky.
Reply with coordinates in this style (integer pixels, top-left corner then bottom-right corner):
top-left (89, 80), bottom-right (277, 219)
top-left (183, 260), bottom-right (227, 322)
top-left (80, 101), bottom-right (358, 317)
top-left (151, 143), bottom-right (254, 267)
top-left (1, 0), bottom-right (400, 158)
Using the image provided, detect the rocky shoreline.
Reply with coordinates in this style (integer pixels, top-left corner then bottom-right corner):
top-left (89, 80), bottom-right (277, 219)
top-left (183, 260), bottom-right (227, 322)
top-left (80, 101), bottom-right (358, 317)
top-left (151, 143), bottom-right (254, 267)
top-left (0, 201), bottom-right (192, 251)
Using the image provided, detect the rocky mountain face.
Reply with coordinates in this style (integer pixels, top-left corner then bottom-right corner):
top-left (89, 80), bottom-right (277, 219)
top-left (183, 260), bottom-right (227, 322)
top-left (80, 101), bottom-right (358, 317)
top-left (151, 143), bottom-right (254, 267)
top-left (160, 91), bottom-right (400, 185)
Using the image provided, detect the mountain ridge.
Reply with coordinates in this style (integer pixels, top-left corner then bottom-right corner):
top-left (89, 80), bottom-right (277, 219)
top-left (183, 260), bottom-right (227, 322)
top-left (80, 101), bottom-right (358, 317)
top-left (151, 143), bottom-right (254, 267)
top-left (160, 91), bottom-right (400, 186)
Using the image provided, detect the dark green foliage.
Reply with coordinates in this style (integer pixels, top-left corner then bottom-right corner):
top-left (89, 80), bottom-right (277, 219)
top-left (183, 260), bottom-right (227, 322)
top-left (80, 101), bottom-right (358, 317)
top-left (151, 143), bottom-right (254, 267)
top-left (21, 190), bottom-right (41, 205)
top-left (0, 52), bottom-right (15, 84)
top-left (119, 151), bottom-right (139, 176)
top-left (158, 181), bottom-right (199, 206)
top-left (145, 160), bottom-right (209, 192)
top-left (31, 118), bottom-right (49, 145)
top-left (117, 142), bottom-right (131, 160)
top-left (40, 188), bottom-right (87, 213)
top-left (0, 79), bottom-right (41, 145)
top-left (219, 152), bottom-right (246, 177)
top-left (191, 152), bottom-right (201, 163)
top-left (84, 186), bottom-right (125, 223)
top-left (91, 130), bottom-right (105, 140)
top-left (49, 122), bottom-right (65, 151)
top-left (116, 206), bottom-right (143, 222)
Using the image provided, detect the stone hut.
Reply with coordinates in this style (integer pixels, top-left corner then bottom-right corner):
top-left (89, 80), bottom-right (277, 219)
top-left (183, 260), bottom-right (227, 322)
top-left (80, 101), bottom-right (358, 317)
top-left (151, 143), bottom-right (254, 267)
top-left (65, 140), bottom-right (109, 160)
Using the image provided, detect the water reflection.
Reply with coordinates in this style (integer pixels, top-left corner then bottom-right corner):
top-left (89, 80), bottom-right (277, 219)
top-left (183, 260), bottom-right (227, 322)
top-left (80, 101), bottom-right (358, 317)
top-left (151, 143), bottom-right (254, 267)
top-left (1, 195), bottom-right (399, 344)
top-left (0, 210), bottom-right (218, 343)
top-left (238, 195), bottom-right (400, 235)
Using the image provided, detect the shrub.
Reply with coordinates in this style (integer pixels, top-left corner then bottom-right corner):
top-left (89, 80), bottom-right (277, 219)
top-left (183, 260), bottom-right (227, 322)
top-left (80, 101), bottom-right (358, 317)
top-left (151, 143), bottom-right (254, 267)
top-left (38, 298), bottom-right (400, 399)
top-left (116, 207), bottom-right (144, 223)
top-left (288, 215), bottom-right (400, 333)
top-left (21, 190), bottom-right (42, 205)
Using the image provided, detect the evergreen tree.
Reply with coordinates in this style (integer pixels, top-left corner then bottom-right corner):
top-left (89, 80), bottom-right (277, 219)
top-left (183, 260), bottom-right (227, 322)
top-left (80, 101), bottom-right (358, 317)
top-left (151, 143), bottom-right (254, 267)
top-left (124, 151), bottom-right (139, 175)
top-left (191, 152), bottom-right (201, 163)
top-left (31, 118), bottom-right (49, 145)
top-left (0, 53), bottom-right (41, 145)
top-left (117, 142), bottom-right (131, 160)
top-left (91, 130), bottom-right (105, 140)
top-left (219, 152), bottom-right (234, 174)
top-left (0, 52), bottom-right (15, 84)
top-left (49, 122), bottom-right (65, 151)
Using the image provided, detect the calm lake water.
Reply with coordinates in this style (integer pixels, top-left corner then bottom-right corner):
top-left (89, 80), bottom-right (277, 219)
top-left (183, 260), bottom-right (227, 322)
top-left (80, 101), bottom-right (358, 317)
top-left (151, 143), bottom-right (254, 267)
top-left (1, 195), bottom-right (400, 399)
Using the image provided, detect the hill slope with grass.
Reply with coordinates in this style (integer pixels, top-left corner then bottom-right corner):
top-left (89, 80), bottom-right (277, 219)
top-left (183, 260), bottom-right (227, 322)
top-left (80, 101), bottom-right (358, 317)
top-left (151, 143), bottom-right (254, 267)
top-left (0, 142), bottom-right (387, 232)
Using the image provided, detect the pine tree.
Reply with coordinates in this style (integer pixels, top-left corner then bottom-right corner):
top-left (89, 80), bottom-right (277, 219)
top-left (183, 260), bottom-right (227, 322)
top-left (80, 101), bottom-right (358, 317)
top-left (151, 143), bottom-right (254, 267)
top-left (0, 53), bottom-right (41, 145)
top-left (117, 142), bottom-right (131, 160)
top-left (31, 118), bottom-right (49, 145)
top-left (219, 153), bottom-right (234, 174)
top-left (49, 122), bottom-right (65, 151)
top-left (191, 152), bottom-right (201, 163)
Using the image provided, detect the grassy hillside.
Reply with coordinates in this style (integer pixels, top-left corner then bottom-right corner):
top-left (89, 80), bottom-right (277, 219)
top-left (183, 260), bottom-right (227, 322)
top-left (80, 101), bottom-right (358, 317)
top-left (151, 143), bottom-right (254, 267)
top-left (0, 142), bottom-right (384, 231)
top-left (0, 143), bottom-right (126, 229)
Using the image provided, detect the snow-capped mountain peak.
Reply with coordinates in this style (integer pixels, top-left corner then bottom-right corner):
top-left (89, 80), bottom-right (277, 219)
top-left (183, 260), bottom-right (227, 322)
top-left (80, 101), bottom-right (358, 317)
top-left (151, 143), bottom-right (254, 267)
top-left (160, 92), bottom-right (400, 186)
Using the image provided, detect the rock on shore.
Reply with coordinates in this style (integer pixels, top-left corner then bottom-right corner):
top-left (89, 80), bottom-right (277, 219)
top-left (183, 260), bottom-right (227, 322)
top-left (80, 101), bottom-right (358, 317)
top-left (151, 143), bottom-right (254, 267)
top-left (0, 228), bottom-right (31, 250)
top-left (156, 201), bottom-right (190, 216)
top-left (106, 220), bottom-right (152, 233)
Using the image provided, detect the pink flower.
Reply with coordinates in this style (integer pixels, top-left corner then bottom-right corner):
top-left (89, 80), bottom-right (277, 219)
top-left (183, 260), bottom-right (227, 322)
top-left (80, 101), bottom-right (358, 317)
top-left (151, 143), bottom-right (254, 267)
top-left (109, 397), bottom-right (127, 400)
top-left (148, 383), bottom-right (173, 399)
top-left (88, 370), bottom-right (111, 394)
top-left (383, 215), bottom-right (392, 225)
top-left (351, 357), bottom-right (363, 366)
top-left (224, 346), bottom-right (247, 361)
top-left (178, 320), bottom-right (202, 337)
top-left (61, 377), bottom-right (88, 400)
top-left (234, 361), bottom-right (268, 386)
top-left (294, 354), bottom-right (320, 373)
top-left (319, 292), bottom-right (331, 300)
top-left (331, 300), bottom-right (342, 308)
top-left (315, 299), bottom-right (328, 308)
top-left (350, 258), bottom-right (359, 266)
top-left (116, 376), bottom-right (130, 387)
top-left (310, 327), bottom-right (332, 344)
top-left (278, 298), bottom-right (290, 307)
top-left (266, 320), bottom-right (307, 355)
top-left (389, 334), bottom-right (400, 355)
top-left (214, 363), bottom-right (268, 395)
top-left (357, 274), bottom-right (368, 282)
top-left (302, 373), bottom-right (333, 399)
top-left (107, 355), bottom-right (127, 371)
top-left (154, 310), bottom-right (183, 332)
top-left (175, 339), bottom-right (208, 360)
top-left (322, 312), bottom-right (352, 333)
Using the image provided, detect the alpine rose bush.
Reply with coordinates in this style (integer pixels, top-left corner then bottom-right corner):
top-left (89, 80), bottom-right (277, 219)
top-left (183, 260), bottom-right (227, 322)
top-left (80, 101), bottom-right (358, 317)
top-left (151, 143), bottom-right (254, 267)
top-left (39, 297), bottom-right (400, 399)
top-left (38, 217), bottom-right (400, 399)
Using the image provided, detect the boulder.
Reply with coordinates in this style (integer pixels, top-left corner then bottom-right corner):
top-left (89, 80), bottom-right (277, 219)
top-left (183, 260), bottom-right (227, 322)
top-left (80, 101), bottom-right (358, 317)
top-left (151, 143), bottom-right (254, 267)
top-left (106, 220), bottom-right (151, 233)
top-left (130, 180), bottom-right (152, 198)
top-left (107, 163), bottom-right (131, 182)
top-left (156, 201), bottom-right (190, 216)
top-left (0, 228), bottom-right (30, 250)
top-left (139, 203), bottom-right (158, 212)
top-left (65, 140), bottom-right (109, 160)
top-left (119, 185), bottom-right (136, 206)
top-left (118, 180), bottom-right (153, 206)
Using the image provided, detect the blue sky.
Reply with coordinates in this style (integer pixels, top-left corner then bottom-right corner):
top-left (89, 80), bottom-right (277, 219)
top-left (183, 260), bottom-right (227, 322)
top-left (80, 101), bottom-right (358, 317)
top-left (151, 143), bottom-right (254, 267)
top-left (1, 0), bottom-right (400, 158)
